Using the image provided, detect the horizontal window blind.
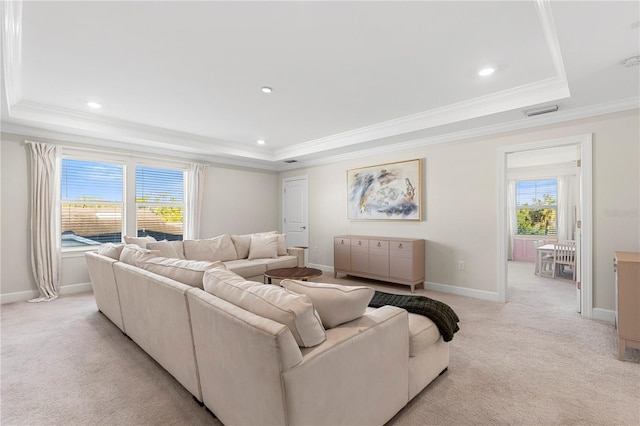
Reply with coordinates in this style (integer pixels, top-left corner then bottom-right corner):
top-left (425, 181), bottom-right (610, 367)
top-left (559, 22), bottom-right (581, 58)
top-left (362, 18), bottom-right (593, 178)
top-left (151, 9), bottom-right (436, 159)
top-left (135, 166), bottom-right (184, 241)
top-left (61, 159), bottom-right (124, 246)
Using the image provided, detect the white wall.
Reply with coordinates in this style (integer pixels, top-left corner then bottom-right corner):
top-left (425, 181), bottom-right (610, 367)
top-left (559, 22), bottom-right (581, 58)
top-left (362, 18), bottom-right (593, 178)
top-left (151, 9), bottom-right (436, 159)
top-left (280, 109), bottom-right (640, 312)
top-left (0, 133), bottom-right (280, 302)
top-left (199, 165), bottom-right (279, 237)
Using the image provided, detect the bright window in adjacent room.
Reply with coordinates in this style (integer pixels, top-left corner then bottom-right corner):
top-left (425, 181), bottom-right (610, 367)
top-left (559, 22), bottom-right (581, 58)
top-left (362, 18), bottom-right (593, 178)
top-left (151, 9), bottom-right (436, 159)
top-left (61, 159), bottom-right (124, 247)
top-left (135, 166), bottom-right (184, 241)
top-left (515, 178), bottom-right (558, 236)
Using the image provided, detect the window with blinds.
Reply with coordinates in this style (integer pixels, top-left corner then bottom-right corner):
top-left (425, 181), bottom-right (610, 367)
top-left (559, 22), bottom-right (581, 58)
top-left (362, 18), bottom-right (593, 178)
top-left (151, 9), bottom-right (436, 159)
top-left (515, 178), bottom-right (558, 236)
top-left (135, 166), bottom-right (184, 241)
top-left (61, 159), bottom-right (124, 247)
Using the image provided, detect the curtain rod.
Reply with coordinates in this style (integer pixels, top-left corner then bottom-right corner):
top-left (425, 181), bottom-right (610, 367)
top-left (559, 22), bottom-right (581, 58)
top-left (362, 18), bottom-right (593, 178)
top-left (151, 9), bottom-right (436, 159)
top-left (22, 138), bottom-right (208, 167)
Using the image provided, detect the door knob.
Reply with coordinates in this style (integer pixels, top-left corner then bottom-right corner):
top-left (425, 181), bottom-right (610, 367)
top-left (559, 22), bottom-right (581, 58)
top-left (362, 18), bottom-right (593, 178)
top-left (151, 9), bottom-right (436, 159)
top-left (301, 226), bottom-right (306, 230)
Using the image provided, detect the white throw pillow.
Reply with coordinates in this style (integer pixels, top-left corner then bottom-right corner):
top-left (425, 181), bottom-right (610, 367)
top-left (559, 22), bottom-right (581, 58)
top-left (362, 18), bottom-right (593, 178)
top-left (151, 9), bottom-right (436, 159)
top-left (231, 234), bottom-right (252, 259)
top-left (183, 234), bottom-right (238, 262)
top-left (204, 268), bottom-right (326, 347)
top-left (139, 258), bottom-right (225, 288)
top-left (119, 245), bottom-right (162, 266)
top-left (123, 235), bottom-right (157, 248)
top-left (147, 241), bottom-right (185, 259)
top-left (248, 234), bottom-right (278, 260)
top-left (97, 243), bottom-right (125, 260)
top-left (281, 280), bottom-right (375, 329)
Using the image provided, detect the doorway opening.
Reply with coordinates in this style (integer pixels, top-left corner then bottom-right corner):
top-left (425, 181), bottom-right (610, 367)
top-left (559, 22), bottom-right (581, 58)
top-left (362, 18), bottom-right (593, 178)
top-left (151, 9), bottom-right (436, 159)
top-left (497, 134), bottom-right (593, 318)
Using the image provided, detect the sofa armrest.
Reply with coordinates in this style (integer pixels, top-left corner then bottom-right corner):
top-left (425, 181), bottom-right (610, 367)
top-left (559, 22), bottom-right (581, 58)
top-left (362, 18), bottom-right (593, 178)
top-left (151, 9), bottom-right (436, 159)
top-left (282, 305), bottom-right (410, 425)
top-left (286, 246), bottom-right (305, 267)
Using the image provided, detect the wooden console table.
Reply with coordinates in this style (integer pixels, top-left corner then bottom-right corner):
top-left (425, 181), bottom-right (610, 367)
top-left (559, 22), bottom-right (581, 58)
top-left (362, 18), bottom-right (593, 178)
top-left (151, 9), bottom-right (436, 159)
top-left (334, 235), bottom-right (425, 292)
top-left (615, 251), bottom-right (640, 360)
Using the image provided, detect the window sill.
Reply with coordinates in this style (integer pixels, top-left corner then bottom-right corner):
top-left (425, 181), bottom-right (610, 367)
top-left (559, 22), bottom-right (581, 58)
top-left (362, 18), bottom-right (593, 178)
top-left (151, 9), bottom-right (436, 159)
top-left (62, 246), bottom-right (98, 258)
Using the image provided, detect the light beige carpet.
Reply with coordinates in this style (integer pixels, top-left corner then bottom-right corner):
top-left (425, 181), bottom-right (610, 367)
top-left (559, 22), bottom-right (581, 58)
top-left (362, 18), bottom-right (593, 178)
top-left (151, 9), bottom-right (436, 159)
top-left (2, 263), bottom-right (639, 425)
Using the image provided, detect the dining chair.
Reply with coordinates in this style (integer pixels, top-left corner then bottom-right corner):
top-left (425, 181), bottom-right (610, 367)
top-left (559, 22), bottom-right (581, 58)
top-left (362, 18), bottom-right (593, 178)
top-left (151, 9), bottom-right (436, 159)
top-left (552, 243), bottom-right (576, 280)
top-left (534, 240), bottom-right (554, 276)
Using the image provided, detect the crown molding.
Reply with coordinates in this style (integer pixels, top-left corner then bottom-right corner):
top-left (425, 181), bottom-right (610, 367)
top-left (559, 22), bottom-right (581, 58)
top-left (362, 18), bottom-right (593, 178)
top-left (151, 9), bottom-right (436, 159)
top-left (276, 97), bottom-right (639, 171)
top-left (8, 101), bottom-right (278, 162)
top-left (274, 76), bottom-right (570, 161)
top-left (0, 121), bottom-right (280, 172)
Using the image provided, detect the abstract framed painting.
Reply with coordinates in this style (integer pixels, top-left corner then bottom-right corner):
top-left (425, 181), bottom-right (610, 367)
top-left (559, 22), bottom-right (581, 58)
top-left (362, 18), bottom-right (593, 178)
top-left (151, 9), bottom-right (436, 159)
top-left (347, 158), bottom-right (422, 221)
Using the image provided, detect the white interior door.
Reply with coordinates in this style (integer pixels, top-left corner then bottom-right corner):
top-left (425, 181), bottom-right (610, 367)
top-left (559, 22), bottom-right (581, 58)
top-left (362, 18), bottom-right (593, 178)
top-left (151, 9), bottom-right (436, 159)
top-left (283, 176), bottom-right (308, 250)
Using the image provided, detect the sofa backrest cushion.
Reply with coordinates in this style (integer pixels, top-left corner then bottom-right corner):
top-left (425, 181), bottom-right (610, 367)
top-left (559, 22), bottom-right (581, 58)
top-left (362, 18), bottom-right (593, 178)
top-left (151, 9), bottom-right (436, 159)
top-left (203, 268), bottom-right (326, 347)
top-left (147, 241), bottom-right (185, 259)
top-left (183, 234), bottom-right (238, 262)
top-left (281, 280), bottom-right (375, 329)
top-left (248, 234), bottom-right (279, 260)
top-left (123, 235), bottom-right (157, 248)
top-left (119, 245), bottom-right (163, 266)
top-left (97, 243), bottom-right (125, 260)
top-left (138, 258), bottom-right (226, 288)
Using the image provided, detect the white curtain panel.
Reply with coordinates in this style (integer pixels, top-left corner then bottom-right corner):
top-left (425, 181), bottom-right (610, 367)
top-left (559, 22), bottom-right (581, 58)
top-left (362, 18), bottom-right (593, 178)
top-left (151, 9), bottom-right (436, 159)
top-left (27, 141), bottom-right (62, 302)
top-left (557, 175), bottom-right (575, 242)
top-left (184, 163), bottom-right (206, 240)
top-left (507, 180), bottom-right (516, 261)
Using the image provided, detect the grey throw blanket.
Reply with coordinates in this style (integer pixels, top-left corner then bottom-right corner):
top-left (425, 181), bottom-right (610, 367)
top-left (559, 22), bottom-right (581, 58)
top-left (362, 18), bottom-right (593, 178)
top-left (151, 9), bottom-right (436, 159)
top-left (369, 291), bottom-right (460, 342)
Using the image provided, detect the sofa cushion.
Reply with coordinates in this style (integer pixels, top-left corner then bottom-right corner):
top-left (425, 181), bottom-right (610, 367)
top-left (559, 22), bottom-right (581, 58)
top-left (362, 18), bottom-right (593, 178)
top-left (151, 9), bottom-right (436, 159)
top-left (364, 307), bottom-right (440, 357)
top-left (97, 243), bottom-right (125, 260)
top-left (123, 235), bottom-right (157, 248)
top-left (282, 280), bottom-right (375, 328)
top-left (138, 258), bottom-right (225, 288)
top-left (224, 259), bottom-right (267, 278)
top-left (183, 234), bottom-right (238, 262)
top-left (147, 241), bottom-right (185, 259)
top-left (259, 256), bottom-right (299, 270)
top-left (231, 234), bottom-right (252, 259)
top-left (248, 234), bottom-right (278, 260)
top-left (119, 245), bottom-right (162, 266)
top-left (203, 268), bottom-right (326, 348)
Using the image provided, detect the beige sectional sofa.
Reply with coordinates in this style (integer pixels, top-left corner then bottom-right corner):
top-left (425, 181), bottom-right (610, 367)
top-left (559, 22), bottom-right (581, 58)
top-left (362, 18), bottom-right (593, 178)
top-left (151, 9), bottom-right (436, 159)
top-left (85, 233), bottom-right (450, 425)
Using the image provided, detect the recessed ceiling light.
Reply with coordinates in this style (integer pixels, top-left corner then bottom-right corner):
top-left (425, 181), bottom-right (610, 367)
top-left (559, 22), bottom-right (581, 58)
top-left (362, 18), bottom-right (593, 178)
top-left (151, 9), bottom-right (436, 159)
top-left (257, 139), bottom-right (266, 145)
top-left (87, 102), bottom-right (102, 109)
top-left (261, 87), bottom-right (273, 94)
top-left (478, 67), bottom-right (495, 77)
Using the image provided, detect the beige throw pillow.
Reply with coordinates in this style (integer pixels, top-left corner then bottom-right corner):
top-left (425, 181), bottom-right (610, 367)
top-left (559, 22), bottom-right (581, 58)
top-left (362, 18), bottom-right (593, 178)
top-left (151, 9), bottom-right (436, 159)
top-left (256, 231), bottom-right (287, 256)
top-left (119, 245), bottom-right (162, 266)
top-left (97, 243), bottom-right (125, 260)
top-left (183, 234), bottom-right (238, 262)
top-left (248, 234), bottom-right (278, 260)
top-left (231, 234), bottom-right (252, 259)
top-left (204, 268), bottom-right (326, 347)
top-left (123, 235), bottom-right (157, 248)
top-left (147, 241), bottom-right (185, 259)
top-left (281, 280), bottom-right (375, 329)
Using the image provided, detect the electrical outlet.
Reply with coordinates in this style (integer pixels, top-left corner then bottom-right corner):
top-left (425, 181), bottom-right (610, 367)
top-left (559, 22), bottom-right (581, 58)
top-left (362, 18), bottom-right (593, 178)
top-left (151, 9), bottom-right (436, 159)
top-left (458, 260), bottom-right (465, 270)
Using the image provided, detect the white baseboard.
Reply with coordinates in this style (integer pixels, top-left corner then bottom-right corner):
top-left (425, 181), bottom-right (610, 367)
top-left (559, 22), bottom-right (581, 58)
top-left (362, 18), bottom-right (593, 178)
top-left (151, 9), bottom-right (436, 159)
top-left (592, 308), bottom-right (615, 324)
top-left (308, 263), bottom-right (334, 273)
top-left (1, 289), bottom-right (39, 304)
top-left (424, 281), bottom-right (501, 302)
top-left (59, 282), bottom-right (93, 295)
top-left (1, 282), bottom-right (92, 304)
top-left (311, 264), bottom-right (501, 302)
